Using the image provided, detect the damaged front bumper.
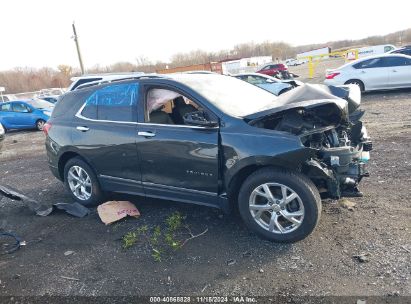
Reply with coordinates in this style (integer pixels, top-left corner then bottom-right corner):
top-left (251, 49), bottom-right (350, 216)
top-left (303, 126), bottom-right (372, 199)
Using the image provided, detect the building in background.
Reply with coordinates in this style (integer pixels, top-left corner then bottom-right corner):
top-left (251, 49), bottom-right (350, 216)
top-left (221, 56), bottom-right (272, 74)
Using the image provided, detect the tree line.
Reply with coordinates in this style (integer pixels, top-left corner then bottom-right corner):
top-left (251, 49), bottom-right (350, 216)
top-left (1, 28), bottom-right (410, 94)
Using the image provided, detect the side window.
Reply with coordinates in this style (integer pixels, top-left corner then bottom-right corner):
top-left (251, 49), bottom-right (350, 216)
top-left (384, 46), bottom-right (394, 52)
top-left (382, 56), bottom-right (407, 67)
top-left (81, 83), bottom-right (138, 122)
top-left (262, 65), bottom-right (271, 71)
top-left (353, 58), bottom-right (383, 69)
top-left (12, 103), bottom-right (30, 113)
top-left (145, 88), bottom-right (200, 125)
top-left (0, 103), bottom-right (11, 111)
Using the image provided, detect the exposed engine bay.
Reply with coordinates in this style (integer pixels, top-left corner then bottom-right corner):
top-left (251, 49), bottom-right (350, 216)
top-left (247, 84), bottom-right (372, 198)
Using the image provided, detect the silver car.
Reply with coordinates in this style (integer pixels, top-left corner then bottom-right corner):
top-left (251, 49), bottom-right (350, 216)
top-left (324, 54), bottom-right (411, 92)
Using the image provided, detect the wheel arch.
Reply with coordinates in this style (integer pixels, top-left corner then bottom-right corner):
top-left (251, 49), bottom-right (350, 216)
top-left (226, 156), bottom-right (302, 204)
top-left (344, 79), bottom-right (365, 91)
top-left (58, 151), bottom-right (93, 181)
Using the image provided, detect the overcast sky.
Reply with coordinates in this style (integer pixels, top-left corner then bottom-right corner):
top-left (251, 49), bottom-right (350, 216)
top-left (1, 0), bottom-right (410, 71)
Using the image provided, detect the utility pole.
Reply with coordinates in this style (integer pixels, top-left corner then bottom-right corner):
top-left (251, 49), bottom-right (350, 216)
top-left (72, 22), bottom-right (85, 75)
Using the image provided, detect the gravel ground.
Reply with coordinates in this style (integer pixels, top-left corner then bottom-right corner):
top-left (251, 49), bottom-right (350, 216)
top-left (0, 89), bottom-right (410, 299)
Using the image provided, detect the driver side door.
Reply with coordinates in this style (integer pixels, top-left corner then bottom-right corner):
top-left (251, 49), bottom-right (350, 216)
top-left (11, 102), bottom-right (36, 128)
top-left (136, 84), bottom-right (221, 206)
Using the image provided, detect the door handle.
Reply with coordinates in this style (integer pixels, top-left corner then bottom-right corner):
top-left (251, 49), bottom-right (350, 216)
top-left (138, 131), bottom-right (156, 138)
top-left (76, 126), bottom-right (89, 132)
top-left (392, 70), bottom-right (397, 72)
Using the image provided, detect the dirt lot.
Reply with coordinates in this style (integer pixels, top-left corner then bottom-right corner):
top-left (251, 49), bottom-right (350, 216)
top-left (0, 89), bottom-right (410, 299)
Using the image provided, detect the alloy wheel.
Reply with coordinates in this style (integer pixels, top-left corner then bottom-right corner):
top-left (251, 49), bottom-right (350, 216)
top-left (249, 183), bottom-right (305, 234)
top-left (67, 166), bottom-right (92, 201)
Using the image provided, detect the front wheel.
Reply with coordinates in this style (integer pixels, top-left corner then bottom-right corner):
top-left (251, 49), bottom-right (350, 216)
top-left (238, 167), bottom-right (321, 243)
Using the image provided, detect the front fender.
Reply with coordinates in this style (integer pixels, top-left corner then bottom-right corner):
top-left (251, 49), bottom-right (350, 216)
top-left (221, 131), bottom-right (314, 189)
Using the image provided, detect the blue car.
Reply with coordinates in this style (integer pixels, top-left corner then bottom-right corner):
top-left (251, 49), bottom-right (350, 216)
top-left (0, 99), bottom-right (53, 132)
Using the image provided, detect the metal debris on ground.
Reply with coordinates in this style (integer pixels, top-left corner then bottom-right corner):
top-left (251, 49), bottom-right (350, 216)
top-left (353, 252), bottom-right (370, 263)
top-left (54, 202), bottom-right (89, 217)
top-left (0, 185), bottom-right (90, 217)
top-left (0, 185), bottom-right (52, 216)
top-left (227, 259), bottom-right (236, 266)
top-left (97, 200), bottom-right (140, 225)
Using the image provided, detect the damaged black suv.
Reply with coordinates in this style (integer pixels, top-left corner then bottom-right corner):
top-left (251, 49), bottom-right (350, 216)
top-left (45, 74), bottom-right (371, 242)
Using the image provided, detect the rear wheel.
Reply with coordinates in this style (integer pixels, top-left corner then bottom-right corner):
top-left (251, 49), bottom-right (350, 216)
top-left (36, 119), bottom-right (46, 131)
top-left (63, 157), bottom-right (104, 206)
top-left (345, 79), bottom-right (364, 92)
top-left (238, 167), bottom-right (321, 243)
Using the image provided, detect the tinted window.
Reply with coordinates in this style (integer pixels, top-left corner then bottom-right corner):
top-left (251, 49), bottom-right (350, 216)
top-left (72, 77), bottom-right (102, 90)
top-left (382, 56), bottom-right (409, 67)
top-left (0, 103), bottom-right (11, 111)
top-left (81, 83), bottom-right (138, 122)
top-left (353, 58), bottom-right (383, 69)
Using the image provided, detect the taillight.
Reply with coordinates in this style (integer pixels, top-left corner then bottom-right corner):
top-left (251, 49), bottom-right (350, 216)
top-left (43, 122), bottom-right (52, 135)
top-left (326, 72), bottom-right (340, 79)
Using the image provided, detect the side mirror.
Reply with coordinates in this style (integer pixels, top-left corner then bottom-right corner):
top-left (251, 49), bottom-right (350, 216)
top-left (266, 79), bottom-right (275, 83)
top-left (183, 111), bottom-right (218, 128)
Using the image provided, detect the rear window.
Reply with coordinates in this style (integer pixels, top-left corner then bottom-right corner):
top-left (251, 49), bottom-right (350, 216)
top-left (80, 83), bottom-right (139, 122)
top-left (71, 77), bottom-right (102, 90)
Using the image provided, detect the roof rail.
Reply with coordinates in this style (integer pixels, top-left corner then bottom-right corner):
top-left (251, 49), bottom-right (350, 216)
top-left (74, 74), bottom-right (167, 91)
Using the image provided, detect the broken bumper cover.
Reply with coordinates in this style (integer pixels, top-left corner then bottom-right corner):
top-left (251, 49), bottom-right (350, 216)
top-left (303, 141), bottom-right (372, 199)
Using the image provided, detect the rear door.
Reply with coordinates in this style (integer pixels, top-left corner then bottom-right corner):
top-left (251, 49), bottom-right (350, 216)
top-left (0, 103), bottom-right (14, 128)
top-left (384, 56), bottom-right (411, 88)
top-left (136, 83), bottom-right (220, 206)
top-left (71, 82), bottom-right (144, 194)
top-left (353, 58), bottom-right (389, 90)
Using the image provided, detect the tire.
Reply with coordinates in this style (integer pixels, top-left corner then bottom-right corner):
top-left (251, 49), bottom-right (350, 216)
top-left (63, 157), bottom-right (104, 206)
top-left (238, 167), bottom-right (321, 243)
top-left (36, 119), bottom-right (46, 131)
top-left (345, 79), bottom-right (365, 92)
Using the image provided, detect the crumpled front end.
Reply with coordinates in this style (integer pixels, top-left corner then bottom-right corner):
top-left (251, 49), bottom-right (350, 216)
top-left (247, 84), bottom-right (372, 198)
top-left (300, 118), bottom-right (372, 198)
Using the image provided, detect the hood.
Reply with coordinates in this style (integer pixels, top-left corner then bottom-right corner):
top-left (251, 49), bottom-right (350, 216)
top-left (244, 84), bottom-right (349, 123)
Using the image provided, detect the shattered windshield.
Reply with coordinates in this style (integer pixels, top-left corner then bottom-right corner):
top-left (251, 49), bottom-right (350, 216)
top-left (174, 75), bottom-right (277, 117)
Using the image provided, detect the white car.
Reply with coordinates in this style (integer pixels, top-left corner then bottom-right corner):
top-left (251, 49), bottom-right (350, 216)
top-left (324, 54), bottom-right (411, 92)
